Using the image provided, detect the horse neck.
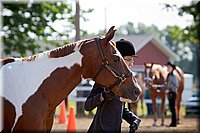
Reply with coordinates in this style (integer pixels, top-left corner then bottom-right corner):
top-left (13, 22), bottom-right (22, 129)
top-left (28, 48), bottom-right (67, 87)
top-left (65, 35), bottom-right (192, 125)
top-left (20, 42), bottom-right (85, 109)
top-left (43, 64), bottom-right (83, 109)
top-left (45, 43), bottom-right (85, 108)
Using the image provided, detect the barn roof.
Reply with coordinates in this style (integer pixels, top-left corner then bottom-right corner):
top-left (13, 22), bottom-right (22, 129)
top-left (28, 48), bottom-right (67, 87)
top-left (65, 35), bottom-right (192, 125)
top-left (113, 35), bottom-right (179, 61)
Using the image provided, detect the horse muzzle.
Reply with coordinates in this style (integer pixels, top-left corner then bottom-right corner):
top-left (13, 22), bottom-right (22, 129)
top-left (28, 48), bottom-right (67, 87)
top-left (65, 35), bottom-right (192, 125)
top-left (144, 77), bottom-right (153, 88)
top-left (121, 82), bottom-right (142, 103)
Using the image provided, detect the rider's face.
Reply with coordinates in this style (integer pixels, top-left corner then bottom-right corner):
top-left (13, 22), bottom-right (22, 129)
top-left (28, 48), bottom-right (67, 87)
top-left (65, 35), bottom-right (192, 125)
top-left (124, 56), bottom-right (135, 69)
top-left (167, 65), bottom-right (173, 72)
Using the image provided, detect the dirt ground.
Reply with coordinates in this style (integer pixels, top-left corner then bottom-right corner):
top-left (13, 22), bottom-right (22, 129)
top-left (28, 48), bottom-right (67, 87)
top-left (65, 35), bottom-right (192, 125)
top-left (51, 115), bottom-right (199, 133)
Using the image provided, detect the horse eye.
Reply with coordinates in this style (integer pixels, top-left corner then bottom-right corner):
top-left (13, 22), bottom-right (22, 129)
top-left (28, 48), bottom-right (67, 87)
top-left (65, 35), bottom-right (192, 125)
top-left (114, 57), bottom-right (120, 63)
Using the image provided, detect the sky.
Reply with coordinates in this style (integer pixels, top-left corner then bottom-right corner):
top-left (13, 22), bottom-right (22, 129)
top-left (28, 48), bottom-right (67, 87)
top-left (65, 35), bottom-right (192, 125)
top-left (78, 0), bottom-right (193, 33)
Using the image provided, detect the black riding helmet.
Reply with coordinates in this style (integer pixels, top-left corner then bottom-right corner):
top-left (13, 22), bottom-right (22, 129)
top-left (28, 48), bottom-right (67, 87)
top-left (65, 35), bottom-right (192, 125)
top-left (116, 39), bottom-right (139, 57)
top-left (165, 61), bottom-right (176, 69)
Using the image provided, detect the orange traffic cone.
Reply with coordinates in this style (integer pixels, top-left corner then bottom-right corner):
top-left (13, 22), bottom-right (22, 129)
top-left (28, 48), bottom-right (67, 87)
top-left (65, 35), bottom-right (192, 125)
top-left (67, 106), bottom-right (76, 132)
top-left (58, 100), bottom-right (67, 124)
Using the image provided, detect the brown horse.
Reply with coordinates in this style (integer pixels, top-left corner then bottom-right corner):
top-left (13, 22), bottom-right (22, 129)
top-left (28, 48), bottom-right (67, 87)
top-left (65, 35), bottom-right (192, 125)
top-left (0, 26), bottom-right (142, 132)
top-left (128, 73), bottom-right (146, 116)
top-left (144, 63), bottom-right (184, 126)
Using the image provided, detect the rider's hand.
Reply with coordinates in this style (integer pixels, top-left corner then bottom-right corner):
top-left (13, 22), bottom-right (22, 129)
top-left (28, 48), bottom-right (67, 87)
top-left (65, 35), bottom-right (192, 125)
top-left (101, 88), bottom-right (115, 100)
top-left (165, 89), bottom-right (169, 94)
top-left (152, 84), bottom-right (157, 88)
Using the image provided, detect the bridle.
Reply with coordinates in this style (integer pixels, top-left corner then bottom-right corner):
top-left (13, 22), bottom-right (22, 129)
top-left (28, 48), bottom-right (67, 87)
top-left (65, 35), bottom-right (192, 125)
top-left (144, 67), bottom-right (153, 81)
top-left (93, 37), bottom-right (132, 92)
top-left (144, 66), bottom-right (164, 88)
top-left (144, 67), bottom-right (154, 87)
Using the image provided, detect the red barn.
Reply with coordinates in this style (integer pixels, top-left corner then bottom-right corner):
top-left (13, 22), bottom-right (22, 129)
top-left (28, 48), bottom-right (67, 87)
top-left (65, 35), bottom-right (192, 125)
top-left (114, 35), bottom-right (179, 72)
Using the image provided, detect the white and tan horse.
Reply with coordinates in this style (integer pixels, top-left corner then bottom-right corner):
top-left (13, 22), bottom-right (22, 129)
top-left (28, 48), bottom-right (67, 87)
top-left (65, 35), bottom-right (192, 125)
top-left (144, 63), bottom-right (184, 126)
top-left (0, 26), bottom-right (141, 132)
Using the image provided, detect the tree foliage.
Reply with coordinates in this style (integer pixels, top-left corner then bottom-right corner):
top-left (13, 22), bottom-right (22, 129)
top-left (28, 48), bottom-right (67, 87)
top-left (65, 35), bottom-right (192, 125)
top-left (100, 1), bottom-right (199, 86)
top-left (174, 0), bottom-right (199, 86)
top-left (2, 1), bottom-right (92, 57)
top-left (113, 1), bottom-right (199, 85)
top-left (178, 1), bottom-right (199, 45)
top-left (116, 22), bottom-right (162, 39)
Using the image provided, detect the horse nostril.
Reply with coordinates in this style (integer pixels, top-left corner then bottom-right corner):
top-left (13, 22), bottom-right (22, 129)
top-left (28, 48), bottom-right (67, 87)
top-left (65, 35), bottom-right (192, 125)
top-left (134, 89), bottom-right (141, 96)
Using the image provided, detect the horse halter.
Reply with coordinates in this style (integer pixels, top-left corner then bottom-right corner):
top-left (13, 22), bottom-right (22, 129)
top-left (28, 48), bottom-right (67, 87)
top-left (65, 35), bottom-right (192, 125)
top-left (144, 67), bottom-right (153, 82)
top-left (93, 37), bottom-right (132, 91)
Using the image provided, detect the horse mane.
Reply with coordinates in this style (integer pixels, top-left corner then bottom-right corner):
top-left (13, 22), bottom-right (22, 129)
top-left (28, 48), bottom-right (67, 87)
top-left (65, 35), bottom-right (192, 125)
top-left (0, 57), bottom-right (15, 67)
top-left (49, 43), bottom-right (76, 58)
top-left (21, 40), bottom-right (85, 62)
top-left (174, 66), bottom-right (184, 90)
top-left (174, 66), bottom-right (184, 80)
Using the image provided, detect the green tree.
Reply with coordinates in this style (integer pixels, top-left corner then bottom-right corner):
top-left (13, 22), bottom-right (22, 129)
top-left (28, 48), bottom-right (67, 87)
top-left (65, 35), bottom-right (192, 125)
top-left (2, 1), bottom-right (92, 57)
top-left (162, 25), bottom-right (197, 77)
top-left (116, 22), bottom-right (161, 39)
top-left (178, 1), bottom-right (199, 45)
top-left (163, 1), bottom-right (200, 87)
top-left (116, 22), bottom-right (136, 35)
top-left (178, 1), bottom-right (199, 87)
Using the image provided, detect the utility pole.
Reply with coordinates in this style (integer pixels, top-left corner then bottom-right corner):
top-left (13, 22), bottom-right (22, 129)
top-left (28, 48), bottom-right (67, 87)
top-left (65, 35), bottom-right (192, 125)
top-left (75, 1), bottom-right (84, 117)
top-left (104, 7), bottom-right (107, 33)
top-left (75, 0), bottom-right (80, 41)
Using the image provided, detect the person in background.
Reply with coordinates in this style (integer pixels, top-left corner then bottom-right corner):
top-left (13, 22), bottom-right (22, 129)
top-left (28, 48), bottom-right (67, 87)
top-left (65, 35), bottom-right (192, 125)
top-left (152, 61), bottom-right (179, 127)
top-left (145, 88), bottom-right (153, 116)
top-left (84, 39), bottom-right (141, 133)
top-left (165, 61), bottom-right (178, 127)
top-left (76, 79), bottom-right (94, 117)
top-left (82, 79), bottom-right (94, 117)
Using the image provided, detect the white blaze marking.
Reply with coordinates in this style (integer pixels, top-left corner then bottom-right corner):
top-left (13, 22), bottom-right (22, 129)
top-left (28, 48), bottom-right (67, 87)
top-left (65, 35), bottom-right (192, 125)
top-left (0, 45), bottom-right (83, 128)
top-left (146, 68), bottom-right (150, 78)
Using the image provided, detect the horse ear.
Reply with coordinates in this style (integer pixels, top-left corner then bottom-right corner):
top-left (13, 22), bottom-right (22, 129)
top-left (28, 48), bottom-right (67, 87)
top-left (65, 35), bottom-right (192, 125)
top-left (104, 26), bottom-right (116, 42)
top-left (151, 63), bottom-right (154, 67)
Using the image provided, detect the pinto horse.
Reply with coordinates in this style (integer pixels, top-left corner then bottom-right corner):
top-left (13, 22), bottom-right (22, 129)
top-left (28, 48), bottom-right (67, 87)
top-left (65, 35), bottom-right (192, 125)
top-left (144, 63), bottom-right (184, 126)
top-left (0, 26), bottom-right (142, 132)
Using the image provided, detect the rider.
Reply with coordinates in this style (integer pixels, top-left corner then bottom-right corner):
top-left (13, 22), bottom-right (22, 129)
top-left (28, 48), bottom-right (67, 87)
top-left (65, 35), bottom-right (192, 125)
top-left (152, 61), bottom-right (178, 127)
top-left (84, 39), bottom-right (141, 133)
top-left (165, 61), bottom-right (178, 127)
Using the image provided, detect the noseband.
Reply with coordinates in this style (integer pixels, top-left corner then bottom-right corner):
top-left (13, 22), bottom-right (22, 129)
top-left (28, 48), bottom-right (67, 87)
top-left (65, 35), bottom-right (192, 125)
top-left (144, 68), bottom-right (153, 86)
top-left (93, 37), bottom-right (132, 91)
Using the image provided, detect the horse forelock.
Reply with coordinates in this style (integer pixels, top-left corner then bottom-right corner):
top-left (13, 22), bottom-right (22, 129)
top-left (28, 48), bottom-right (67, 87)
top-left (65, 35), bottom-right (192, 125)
top-left (109, 41), bottom-right (118, 52)
top-left (110, 40), bottom-right (116, 46)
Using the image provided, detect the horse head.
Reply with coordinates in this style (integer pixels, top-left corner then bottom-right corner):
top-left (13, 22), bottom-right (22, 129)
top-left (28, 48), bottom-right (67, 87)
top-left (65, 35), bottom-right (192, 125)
top-left (80, 26), bottom-right (141, 102)
top-left (144, 63), bottom-right (166, 88)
